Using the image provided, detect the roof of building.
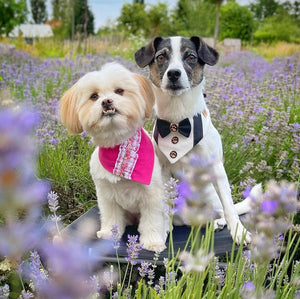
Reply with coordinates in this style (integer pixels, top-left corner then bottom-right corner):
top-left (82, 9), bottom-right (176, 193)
top-left (9, 24), bottom-right (53, 38)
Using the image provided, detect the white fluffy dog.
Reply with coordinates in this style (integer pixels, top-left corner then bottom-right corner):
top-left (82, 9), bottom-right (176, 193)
top-left (59, 63), bottom-right (168, 252)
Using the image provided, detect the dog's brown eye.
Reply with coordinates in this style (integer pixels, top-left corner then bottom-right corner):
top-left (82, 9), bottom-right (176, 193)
top-left (157, 54), bottom-right (165, 62)
top-left (187, 54), bottom-right (197, 62)
top-left (90, 93), bottom-right (99, 101)
top-left (114, 88), bottom-right (124, 95)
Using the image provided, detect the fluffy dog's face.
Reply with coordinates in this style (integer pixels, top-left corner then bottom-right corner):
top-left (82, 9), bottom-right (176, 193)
top-left (59, 63), bottom-right (154, 146)
top-left (135, 36), bottom-right (219, 96)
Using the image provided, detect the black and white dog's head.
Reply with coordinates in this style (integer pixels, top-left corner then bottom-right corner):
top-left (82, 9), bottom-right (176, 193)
top-left (135, 36), bottom-right (219, 96)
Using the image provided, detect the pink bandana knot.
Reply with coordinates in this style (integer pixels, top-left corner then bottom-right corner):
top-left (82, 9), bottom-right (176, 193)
top-left (98, 128), bottom-right (154, 185)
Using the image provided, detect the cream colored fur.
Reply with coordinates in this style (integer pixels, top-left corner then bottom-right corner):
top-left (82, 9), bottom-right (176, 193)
top-left (60, 63), bottom-right (168, 252)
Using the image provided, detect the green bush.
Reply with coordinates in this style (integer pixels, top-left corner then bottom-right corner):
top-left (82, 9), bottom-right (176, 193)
top-left (254, 12), bottom-right (300, 43)
top-left (219, 2), bottom-right (255, 41)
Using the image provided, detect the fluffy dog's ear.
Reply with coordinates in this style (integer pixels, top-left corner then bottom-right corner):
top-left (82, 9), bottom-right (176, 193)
top-left (134, 74), bottom-right (155, 119)
top-left (135, 37), bottom-right (163, 68)
top-left (190, 36), bottom-right (219, 66)
top-left (59, 86), bottom-right (83, 134)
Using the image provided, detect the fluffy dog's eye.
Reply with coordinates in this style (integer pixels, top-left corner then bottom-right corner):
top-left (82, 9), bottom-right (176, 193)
top-left (114, 88), bottom-right (124, 95)
top-left (90, 93), bottom-right (99, 101)
top-left (186, 54), bottom-right (197, 62)
top-left (156, 54), bottom-right (165, 62)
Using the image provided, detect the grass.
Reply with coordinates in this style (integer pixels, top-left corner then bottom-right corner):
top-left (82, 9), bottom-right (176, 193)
top-left (2, 35), bottom-right (299, 61)
top-left (37, 135), bottom-right (96, 222)
top-left (245, 41), bottom-right (300, 60)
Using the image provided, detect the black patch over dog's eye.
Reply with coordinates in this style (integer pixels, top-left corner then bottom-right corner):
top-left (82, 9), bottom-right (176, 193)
top-left (90, 93), bottom-right (99, 101)
top-left (186, 54), bottom-right (197, 62)
top-left (156, 54), bottom-right (166, 62)
top-left (114, 88), bottom-right (124, 95)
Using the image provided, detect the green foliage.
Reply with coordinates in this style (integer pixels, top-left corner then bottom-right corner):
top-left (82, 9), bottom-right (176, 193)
top-left (171, 0), bottom-right (215, 37)
top-left (254, 10), bottom-right (300, 43)
top-left (219, 2), bottom-right (255, 41)
top-left (50, 0), bottom-right (94, 39)
top-left (73, 0), bottom-right (94, 36)
top-left (147, 2), bottom-right (173, 36)
top-left (30, 0), bottom-right (48, 24)
top-left (117, 3), bottom-right (148, 36)
top-left (250, 0), bottom-right (279, 22)
top-left (0, 0), bottom-right (28, 36)
top-left (38, 135), bottom-right (96, 222)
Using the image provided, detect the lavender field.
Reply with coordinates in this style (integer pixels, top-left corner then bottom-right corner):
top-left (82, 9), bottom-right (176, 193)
top-left (0, 48), bottom-right (299, 298)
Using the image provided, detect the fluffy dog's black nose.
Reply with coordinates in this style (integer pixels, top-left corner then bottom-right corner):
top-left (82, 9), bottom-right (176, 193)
top-left (167, 69), bottom-right (181, 82)
top-left (102, 98), bottom-right (113, 108)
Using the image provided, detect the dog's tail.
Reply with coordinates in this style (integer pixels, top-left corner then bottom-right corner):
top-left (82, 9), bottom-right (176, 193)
top-left (234, 183), bottom-right (262, 215)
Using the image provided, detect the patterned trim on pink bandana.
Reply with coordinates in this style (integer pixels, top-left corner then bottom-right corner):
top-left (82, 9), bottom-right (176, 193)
top-left (113, 128), bottom-right (142, 180)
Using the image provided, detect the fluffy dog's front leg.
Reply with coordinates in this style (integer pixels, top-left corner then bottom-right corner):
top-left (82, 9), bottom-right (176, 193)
top-left (95, 187), bottom-right (126, 240)
top-left (138, 201), bottom-right (167, 252)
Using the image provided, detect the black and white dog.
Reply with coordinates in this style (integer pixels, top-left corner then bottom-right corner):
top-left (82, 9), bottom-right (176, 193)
top-left (135, 36), bottom-right (260, 244)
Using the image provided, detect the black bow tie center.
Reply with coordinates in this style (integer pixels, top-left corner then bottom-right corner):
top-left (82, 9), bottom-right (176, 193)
top-left (156, 118), bottom-right (191, 138)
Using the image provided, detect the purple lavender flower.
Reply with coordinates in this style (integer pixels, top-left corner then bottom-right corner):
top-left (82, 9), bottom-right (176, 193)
top-left (19, 290), bottom-right (34, 299)
top-left (111, 224), bottom-right (120, 249)
top-left (138, 261), bottom-right (151, 278)
top-left (0, 284), bottom-right (10, 298)
top-left (126, 235), bottom-right (143, 265)
top-left (175, 155), bottom-right (217, 226)
top-left (243, 280), bottom-right (255, 292)
top-left (47, 191), bottom-right (60, 213)
top-left (260, 199), bottom-right (279, 214)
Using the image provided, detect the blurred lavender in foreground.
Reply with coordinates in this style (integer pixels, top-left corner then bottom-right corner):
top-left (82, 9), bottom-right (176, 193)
top-left (0, 107), bottom-right (111, 298)
top-left (245, 180), bottom-right (299, 262)
top-left (176, 154), bottom-right (218, 226)
top-left (0, 108), bottom-right (48, 263)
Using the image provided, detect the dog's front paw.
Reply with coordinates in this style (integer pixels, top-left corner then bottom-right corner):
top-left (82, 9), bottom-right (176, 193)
top-left (143, 242), bottom-right (166, 252)
top-left (214, 218), bottom-right (227, 231)
top-left (96, 230), bottom-right (112, 240)
top-left (229, 220), bottom-right (252, 245)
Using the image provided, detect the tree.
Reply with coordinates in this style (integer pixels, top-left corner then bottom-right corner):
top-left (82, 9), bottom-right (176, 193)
top-left (147, 2), bottom-right (172, 36)
top-left (134, 0), bottom-right (144, 3)
top-left (250, 0), bottom-right (279, 22)
top-left (52, 0), bottom-right (68, 21)
top-left (219, 2), bottom-right (255, 41)
top-left (209, 0), bottom-right (224, 48)
top-left (30, 0), bottom-right (48, 24)
top-left (253, 8), bottom-right (300, 42)
top-left (53, 0), bottom-right (94, 39)
top-left (172, 0), bottom-right (215, 37)
top-left (118, 3), bottom-right (148, 35)
top-left (73, 0), bottom-right (94, 37)
top-left (0, 0), bottom-right (27, 36)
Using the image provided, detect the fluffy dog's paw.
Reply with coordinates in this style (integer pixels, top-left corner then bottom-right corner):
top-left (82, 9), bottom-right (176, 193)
top-left (96, 230), bottom-right (112, 240)
top-left (214, 218), bottom-right (227, 231)
top-left (143, 242), bottom-right (166, 252)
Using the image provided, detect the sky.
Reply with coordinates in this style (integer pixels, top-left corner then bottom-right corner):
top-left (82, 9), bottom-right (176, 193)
top-left (43, 0), bottom-right (251, 31)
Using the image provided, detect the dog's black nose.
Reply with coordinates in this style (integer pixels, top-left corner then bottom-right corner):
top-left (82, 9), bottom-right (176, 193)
top-left (102, 98), bottom-right (113, 108)
top-left (167, 69), bottom-right (181, 82)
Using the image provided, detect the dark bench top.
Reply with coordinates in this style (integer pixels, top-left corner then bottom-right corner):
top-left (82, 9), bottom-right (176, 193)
top-left (63, 206), bottom-right (237, 265)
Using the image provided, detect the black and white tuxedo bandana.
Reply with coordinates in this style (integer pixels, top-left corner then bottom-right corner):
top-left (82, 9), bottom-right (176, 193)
top-left (153, 112), bottom-right (206, 163)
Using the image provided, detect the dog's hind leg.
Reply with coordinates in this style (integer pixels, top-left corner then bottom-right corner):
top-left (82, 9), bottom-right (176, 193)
top-left (233, 183), bottom-right (262, 215)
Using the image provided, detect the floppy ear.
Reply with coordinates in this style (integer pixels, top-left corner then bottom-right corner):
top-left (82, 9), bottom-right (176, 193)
top-left (59, 85), bottom-right (83, 134)
top-left (135, 37), bottom-right (163, 68)
top-left (190, 36), bottom-right (219, 66)
top-left (133, 74), bottom-right (155, 119)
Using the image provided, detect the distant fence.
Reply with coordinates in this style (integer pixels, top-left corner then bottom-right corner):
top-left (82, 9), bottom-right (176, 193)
top-left (1, 35), bottom-right (242, 56)
top-left (202, 37), bottom-right (241, 53)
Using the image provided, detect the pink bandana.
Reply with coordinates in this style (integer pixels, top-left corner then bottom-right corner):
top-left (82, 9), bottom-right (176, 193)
top-left (98, 128), bottom-right (154, 185)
